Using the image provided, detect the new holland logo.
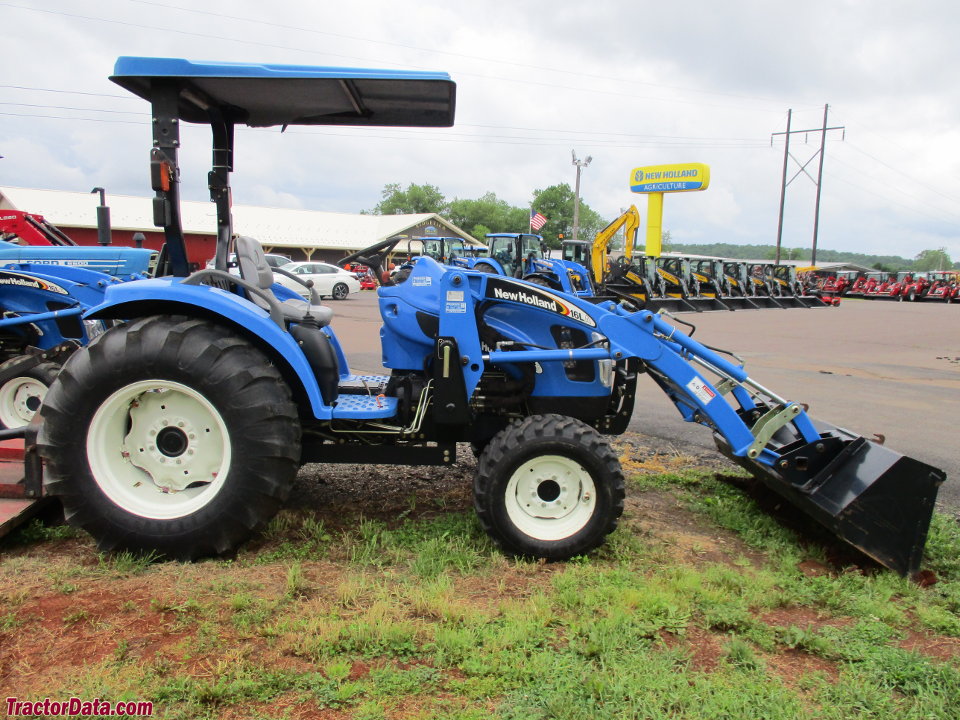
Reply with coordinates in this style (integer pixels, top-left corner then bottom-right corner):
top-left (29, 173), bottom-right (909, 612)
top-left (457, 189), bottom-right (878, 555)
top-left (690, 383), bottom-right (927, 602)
top-left (484, 277), bottom-right (596, 327)
top-left (0, 270), bottom-right (70, 295)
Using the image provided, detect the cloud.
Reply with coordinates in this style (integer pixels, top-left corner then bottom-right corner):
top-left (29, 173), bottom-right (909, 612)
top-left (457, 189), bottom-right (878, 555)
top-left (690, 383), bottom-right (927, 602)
top-left (2, 0), bottom-right (959, 261)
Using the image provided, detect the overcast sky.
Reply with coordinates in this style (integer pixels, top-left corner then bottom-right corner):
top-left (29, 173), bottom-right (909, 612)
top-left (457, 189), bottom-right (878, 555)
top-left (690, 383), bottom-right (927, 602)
top-left (2, 0), bottom-right (959, 260)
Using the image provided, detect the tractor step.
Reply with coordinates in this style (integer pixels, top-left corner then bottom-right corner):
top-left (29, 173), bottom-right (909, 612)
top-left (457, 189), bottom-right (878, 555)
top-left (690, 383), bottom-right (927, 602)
top-left (331, 393), bottom-right (399, 419)
top-left (337, 374), bottom-right (390, 395)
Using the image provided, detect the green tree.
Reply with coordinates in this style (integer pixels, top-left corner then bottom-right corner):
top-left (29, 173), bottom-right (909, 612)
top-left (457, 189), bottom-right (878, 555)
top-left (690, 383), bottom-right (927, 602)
top-left (531, 184), bottom-right (605, 249)
top-left (370, 183), bottom-right (448, 215)
top-left (656, 229), bottom-right (672, 254)
top-left (447, 192), bottom-right (528, 238)
top-left (914, 247), bottom-right (952, 272)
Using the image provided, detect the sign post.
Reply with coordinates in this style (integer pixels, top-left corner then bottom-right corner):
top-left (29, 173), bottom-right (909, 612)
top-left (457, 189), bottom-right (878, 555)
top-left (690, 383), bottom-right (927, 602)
top-left (629, 163), bottom-right (709, 256)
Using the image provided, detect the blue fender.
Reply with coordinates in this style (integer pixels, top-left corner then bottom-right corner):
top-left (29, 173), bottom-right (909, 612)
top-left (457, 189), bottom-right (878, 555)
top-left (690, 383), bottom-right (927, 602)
top-left (85, 277), bottom-right (330, 418)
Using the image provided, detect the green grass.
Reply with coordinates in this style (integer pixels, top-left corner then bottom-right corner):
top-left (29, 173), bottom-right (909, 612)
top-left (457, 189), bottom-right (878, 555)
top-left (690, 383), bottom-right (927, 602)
top-left (3, 462), bottom-right (959, 719)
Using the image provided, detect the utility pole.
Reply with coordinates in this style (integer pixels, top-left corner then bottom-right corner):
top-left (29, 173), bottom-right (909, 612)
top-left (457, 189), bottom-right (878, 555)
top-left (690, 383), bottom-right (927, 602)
top-left (774, 109), bottom-right (792, 265)
top-left (771, 105), bottom-right (844, 266)
top-left (571, 150), bottom-right (592, 242)
top-left (810, 104), bottom-right (830, 267)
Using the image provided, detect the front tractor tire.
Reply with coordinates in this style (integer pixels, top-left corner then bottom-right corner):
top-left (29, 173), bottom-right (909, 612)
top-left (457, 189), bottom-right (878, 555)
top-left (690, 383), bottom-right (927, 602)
top-left (39, 316), bottom-right (301, 560)
top-left (0, 359), bottom-right (60, 429)
top-left (474, 414), bottom-right (624, 559)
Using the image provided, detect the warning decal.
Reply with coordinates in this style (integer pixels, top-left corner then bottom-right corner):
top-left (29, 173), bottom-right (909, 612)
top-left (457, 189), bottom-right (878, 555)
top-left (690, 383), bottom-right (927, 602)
top-left (686, 376), bottom-right (716, 405)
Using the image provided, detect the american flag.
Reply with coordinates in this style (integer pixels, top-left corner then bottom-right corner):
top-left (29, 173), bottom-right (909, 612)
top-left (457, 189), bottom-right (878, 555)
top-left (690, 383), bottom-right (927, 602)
top-left (530, 209), bottom-right (548, 231)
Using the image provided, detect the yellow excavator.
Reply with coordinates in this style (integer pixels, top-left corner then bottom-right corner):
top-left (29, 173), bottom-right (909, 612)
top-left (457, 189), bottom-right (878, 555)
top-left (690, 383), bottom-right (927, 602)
top-left (589, 205), bottom-right (705, 311)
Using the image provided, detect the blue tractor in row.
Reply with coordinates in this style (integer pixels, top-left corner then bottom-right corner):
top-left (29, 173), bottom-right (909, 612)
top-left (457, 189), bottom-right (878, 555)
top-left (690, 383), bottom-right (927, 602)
top-left (471, 232), bottom-right (594, 297)
top-left (0, 210), bottom-right (158, 430)
top-left (25, 57), bottom-right (945, 576)
top-left (0, 264), bottom-right (129, 430)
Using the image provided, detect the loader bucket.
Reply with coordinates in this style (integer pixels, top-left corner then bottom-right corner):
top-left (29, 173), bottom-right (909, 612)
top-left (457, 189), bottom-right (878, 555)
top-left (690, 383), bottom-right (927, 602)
top-left (747, 295), bottom-right (787, 309)
top-left (715, 420), bottom-right (945, 576)
top-left (685, 296), bottom-right (733, 311)
top-left (719, 295), bottom-right (763, 310)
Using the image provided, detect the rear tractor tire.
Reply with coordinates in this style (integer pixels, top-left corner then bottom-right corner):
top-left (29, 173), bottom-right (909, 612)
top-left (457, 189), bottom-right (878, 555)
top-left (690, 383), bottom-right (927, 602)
top-left (474, 414), bottom-right (624, 559)
top-left (0, 359), bottom-right (60, 430)
top-left (38, 316), bottom-right (301, 560)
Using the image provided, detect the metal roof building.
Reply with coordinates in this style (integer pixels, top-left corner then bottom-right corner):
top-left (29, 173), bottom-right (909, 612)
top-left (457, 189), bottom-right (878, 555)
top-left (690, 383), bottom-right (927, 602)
top-left (0, 186), bottom-right (479, 267)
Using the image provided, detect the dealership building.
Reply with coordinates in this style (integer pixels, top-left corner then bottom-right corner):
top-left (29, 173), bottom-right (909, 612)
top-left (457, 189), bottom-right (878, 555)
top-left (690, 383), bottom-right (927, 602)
top-left (0, 186), bottom-right (479, 270)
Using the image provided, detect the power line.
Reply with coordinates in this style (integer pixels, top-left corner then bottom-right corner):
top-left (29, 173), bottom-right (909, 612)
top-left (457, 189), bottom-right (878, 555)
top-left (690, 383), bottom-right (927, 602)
top-left (0, 84), bottom-right (135, 100)
top-left (0, 97), bottom-right (766, 147)
top-left (0, 111), bottom-right (141, 124)
top-left (121, 0), bottom-right (794, 109)
top-left (0, 2), bottom-right (791, 114)
top-left (0, 110), bottom-right (769, 150)
top-left (843, 141), bottom-right (960, 208)
top-left (460, 123), bottom-right (764, 143)
top-left (0, 93), bottom-right (769, 146)
top-left (826, 153), bottom-right (960, 225)
top-left (0, 102), bottom-right (147, 116)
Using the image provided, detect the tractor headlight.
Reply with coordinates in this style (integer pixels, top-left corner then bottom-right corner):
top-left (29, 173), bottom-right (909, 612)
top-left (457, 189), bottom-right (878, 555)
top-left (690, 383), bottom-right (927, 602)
top-left (83, 319), bottom-right (110, 341)
top-left (593, 332), bottom-right (614, 387)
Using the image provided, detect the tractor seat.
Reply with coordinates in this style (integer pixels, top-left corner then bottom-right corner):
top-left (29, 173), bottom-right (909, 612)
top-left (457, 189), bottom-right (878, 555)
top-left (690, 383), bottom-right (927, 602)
top-left (235, 235), bottom-right (333, 327)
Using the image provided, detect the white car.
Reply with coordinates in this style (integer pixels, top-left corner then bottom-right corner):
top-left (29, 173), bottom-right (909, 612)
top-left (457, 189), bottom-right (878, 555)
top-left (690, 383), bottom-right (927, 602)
top-left (205, 252), bottom-right (292, 274)
top-left (274, 261), bottom-right (361, 300)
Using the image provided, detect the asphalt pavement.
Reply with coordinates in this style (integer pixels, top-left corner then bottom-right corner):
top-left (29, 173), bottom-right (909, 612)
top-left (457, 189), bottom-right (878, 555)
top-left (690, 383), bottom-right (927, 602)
top-left (331, 291), bottom-right (960, 513)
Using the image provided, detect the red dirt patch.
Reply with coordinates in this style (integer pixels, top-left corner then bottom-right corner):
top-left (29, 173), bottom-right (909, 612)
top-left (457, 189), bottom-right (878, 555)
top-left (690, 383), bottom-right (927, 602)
top-left (899, 629), bottom-right (960, 662)
top-left (0, 579), bottom-right (195, 696)
top-left (628, 489), bottom-right (765, 567)
top-left (760, 606), bottom-right (853, 631)
top-left (658, 627), bottom-right (726, 673)
top-left (766, 647), bottom-right (840, 685)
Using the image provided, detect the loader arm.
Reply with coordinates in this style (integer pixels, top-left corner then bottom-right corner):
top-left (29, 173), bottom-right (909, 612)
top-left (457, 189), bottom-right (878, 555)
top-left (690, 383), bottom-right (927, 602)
top-left (590, 205), bottom-right (640, 285)
top-left (428, 270), bottom-right (943, 575)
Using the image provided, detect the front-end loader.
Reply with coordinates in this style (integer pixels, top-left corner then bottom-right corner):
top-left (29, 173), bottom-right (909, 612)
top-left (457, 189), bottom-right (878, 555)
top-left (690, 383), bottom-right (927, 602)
top-left (25, 57), bottom-right (945, 577)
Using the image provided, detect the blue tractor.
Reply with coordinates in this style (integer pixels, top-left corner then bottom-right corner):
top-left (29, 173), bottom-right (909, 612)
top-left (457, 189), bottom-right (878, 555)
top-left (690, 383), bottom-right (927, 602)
top-left (0, 210), bottom-right (157, 430)
top-left (472, 232), bottom-right (594, 297)
top-left (0, 264), bottom-right (123, 429)
top-left (0, 210), bottom-right (158, 279)
top-left (391, 236), bottom-right (482, 282)
top-left (34, 57), bottom-right (944, 575)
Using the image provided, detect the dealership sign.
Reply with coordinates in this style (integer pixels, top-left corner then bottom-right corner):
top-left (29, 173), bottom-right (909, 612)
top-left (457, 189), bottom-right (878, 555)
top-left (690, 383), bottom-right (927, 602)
top-left (630, 163), bottom-right (710, 193)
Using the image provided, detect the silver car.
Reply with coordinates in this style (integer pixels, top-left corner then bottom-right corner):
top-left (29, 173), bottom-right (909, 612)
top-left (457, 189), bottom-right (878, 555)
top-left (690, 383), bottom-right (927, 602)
top-left (274, 261), bottom-right (362, 300)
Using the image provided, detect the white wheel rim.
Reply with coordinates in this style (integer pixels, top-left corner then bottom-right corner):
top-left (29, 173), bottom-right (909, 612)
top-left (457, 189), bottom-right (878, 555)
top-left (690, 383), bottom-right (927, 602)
top-left (504, 454), bottom-right (597, 541)
top-left (0, 376), bottom-right (49, 428)
top-left (86, 380), bottom-right (231, 520)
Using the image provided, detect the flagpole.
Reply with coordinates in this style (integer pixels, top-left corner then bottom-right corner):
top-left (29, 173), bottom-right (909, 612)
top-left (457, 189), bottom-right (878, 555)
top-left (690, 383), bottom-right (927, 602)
top-left (529, 206), bottom-right (533, 233)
